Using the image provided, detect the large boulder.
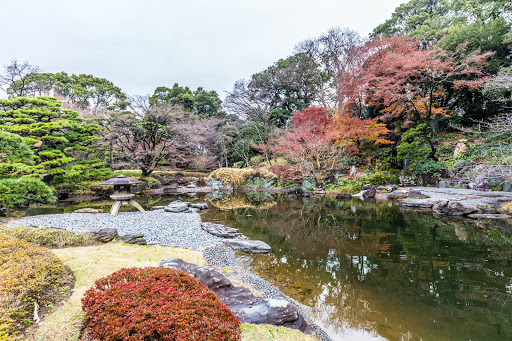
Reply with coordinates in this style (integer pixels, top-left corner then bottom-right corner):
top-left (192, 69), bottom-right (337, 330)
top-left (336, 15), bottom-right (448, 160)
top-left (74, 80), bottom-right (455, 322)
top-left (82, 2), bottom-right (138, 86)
top-left (432, 201), bottom-right (477, 216)
top-left (201, 222), bottom-right (245, 239)
top-left (408, 190), bottom-right (429, 199)
top-left (121, 233), bottom-right (147, 245)
top-left (93, 228), bottom-right (118, 242)
top-left (223, 239), bottom-right (272, 253)
top-left (206, 179), bottom-right (225, 190)
top-left (388, 190), bottom-right (408, 199)
top-left (362, 188), bottom-right (376, 198)
top-left (159, 258), bottom-right (309, 332)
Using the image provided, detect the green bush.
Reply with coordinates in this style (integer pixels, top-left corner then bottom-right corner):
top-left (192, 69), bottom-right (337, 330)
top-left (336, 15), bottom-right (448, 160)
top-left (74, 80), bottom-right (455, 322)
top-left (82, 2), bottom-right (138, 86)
top-left (0, 177), bottom-right (56, 209)
top-left (326, 171), bottom-right (399, 194)
top-left (249, 155), bottom-right (265, 165)
top-left (232, 161), bottom-right (245, 168)
top-left (0, 233), bottom-right (66, 339)
top-left (82, 267), bottom-right (241, 341)
top-left (414, 160), bottom-right (447, 175)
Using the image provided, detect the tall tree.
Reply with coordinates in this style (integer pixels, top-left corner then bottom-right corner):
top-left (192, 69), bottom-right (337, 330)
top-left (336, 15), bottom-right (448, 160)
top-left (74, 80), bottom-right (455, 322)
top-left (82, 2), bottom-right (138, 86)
top-left (0, 60), bottom-right (41, 97)
top-left (107, 104), bottom-right (187, 176)
top-left (295, 27), bottom-right (364, 111)
top-left (273, 106), bottom-right (347, 185)
top-left (358, 36), bottom-right (491, 125)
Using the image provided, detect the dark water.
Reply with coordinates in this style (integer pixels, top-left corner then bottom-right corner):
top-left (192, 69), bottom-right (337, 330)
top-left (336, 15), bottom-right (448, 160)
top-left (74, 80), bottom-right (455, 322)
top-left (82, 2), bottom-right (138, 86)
top-left (201, 193), bottom-right (512, 341)
top-left (11, 192), bottom-right (512, 341)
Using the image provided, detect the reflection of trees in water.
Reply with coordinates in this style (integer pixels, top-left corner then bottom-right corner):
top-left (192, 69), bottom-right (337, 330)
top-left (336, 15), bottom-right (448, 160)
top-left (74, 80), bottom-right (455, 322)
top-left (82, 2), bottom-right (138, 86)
top-left (207, 196), bottom-right (512, 340)
top-left (206, 191), bottom-right (277, 210)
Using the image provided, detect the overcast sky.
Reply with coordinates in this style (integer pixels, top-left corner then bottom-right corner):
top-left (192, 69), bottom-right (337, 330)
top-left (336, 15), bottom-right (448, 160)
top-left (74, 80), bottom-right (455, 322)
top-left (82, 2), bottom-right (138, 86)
top-left (0, 0), bottom-right (407, 99)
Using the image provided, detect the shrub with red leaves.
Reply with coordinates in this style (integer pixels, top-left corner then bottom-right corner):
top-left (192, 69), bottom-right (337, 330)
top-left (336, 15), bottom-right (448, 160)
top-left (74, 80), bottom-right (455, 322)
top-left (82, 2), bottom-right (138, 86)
top-left (268, 164), bottom-right (303, 183)
top-left (81, 267), bottom-right (241, 341)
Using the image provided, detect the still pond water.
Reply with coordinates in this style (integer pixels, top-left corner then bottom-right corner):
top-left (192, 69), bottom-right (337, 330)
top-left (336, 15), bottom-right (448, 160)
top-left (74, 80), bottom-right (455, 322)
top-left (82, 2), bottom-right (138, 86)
top-left (16, 192), bottom-right (512, 341)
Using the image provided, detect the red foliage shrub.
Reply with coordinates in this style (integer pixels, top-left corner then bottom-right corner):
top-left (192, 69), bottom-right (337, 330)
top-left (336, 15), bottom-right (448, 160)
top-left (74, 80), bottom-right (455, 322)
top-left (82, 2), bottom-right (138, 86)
top-left (81, 267), bottom-right (241, 341)
top-left (268, 164), bottom-right (303, 183)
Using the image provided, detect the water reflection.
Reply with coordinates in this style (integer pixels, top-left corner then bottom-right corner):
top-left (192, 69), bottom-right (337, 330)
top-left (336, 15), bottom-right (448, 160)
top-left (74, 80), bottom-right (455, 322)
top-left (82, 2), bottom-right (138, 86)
top-left (201, 194), bottom-right (512, 341)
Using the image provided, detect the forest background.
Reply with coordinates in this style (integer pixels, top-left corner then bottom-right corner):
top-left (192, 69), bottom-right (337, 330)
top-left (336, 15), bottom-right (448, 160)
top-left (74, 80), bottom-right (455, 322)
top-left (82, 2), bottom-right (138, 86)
top-left (1, 0), bottom-right (511, 208)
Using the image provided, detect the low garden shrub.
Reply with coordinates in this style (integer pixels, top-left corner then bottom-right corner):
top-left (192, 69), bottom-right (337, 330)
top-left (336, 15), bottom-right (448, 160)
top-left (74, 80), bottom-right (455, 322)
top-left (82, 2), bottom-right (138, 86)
top-left (0, 226), bottom-right (98, 248)
top-left (208, 167), bottom-right (275, 188)
top-left (0, 233), bottom-right (66, 339)
top-left (81, 267), bottom-right (241, 341)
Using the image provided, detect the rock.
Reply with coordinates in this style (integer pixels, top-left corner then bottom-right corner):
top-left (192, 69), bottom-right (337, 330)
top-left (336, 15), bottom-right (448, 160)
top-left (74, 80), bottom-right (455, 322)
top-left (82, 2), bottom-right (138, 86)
top-left (503, 180), bottom-right (512, 192)
top-left (190, 203), bottom-right (208, 210)
top-left (432, 201), bottom-right (477, 216)
top-left (350, 166), bottom-right (357, 177)
top-left (473, 176), bottom-right (490, 191)
top-left (438, 180), bottom-right (452, 188)
top-left (223, 239), bottom-right (272, 253)
top-left (206, 179), bottom-right (225, 190)
top-left (302, 178), bottom-right (316, 191)
top-left (408, 190), bottom-right (429, 199)
top-left (363, 184), bottom-right (372, 190)
top-left (164, 200), bottom-right (191, 213)
top-left (399, 200), bottom-right (436, 208)
top-left (388, 190), bottom-right (408, 199)
top-left (362, 188), bottom-right (376, 198)
top-left (151, 206), bottom-right (166, 210)
top-left (201, 222), bottom-right (245, 239)
top-left (93, 228), bottom-right (118, 242)
top-left (73, 208), bottom-right (103, 214)
top-left (159, 258), bottom-right (308, 331)
top-left (453, 141), bottom-right (467, 158)
top-left (121, 233), bottom-right (147, 245)
top-left (467, 214), bottom-right (511, 219)
top-left (336, 193), bottom-right (352, 200)
top-left (399, 172), bottom-right (419, 186)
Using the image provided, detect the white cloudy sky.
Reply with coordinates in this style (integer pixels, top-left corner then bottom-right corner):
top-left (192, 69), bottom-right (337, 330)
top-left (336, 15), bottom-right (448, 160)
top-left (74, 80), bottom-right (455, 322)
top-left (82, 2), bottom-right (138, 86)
top-left (0, 0), bottom-right (407, 99)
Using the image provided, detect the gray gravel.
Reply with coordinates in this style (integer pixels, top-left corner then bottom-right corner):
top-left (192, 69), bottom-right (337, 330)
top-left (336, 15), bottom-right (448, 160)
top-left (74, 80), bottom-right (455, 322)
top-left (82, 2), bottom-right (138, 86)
top-left (6, 210), bottom-right (223, 249)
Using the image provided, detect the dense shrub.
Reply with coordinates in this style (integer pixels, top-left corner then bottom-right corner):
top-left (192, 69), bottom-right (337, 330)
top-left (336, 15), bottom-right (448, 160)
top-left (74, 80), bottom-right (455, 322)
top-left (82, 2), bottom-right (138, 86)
top-left (0, 177), bottom-right (56, 209)
top-left (268, 164), bottom-right (303, 183)
top-left (208, 167), bottom-right (275, 188)
top-left (81, 267), bottom-right (241, 341)
top-left (0, 226), bottom-right (98, 248)
top-left (0, 233), bottom-right (66, 339)
top-left (326, 171), bottom-right (399, 194)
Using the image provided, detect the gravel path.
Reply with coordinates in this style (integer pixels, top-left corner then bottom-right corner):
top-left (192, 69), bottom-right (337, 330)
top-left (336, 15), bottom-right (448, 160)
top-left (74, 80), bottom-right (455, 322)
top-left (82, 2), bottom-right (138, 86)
top-left (6, 210), bottom-right (223, 249)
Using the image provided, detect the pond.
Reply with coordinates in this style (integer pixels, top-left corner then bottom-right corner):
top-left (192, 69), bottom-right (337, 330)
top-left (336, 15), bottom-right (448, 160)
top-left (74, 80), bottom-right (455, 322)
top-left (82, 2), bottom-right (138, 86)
top-left (10, 192), bottom-right (512, 341)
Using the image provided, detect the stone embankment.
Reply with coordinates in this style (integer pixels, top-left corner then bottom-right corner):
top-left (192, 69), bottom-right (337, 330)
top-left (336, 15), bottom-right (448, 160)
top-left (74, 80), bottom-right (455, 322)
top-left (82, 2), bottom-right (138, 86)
top-left (376, 186), bottom-right (512, 218)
